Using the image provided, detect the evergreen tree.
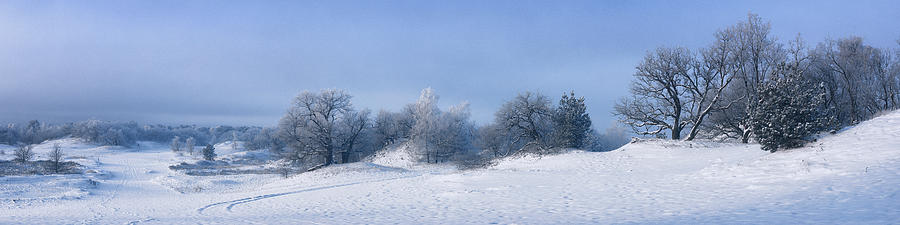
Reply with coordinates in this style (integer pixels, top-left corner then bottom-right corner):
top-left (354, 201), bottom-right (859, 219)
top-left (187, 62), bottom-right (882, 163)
top-left (202, 144), bottom-right (216, 161)
top-left (750, 64), bottom-right (834, 152)
top-left (552, 91), bottom-right (592, 149)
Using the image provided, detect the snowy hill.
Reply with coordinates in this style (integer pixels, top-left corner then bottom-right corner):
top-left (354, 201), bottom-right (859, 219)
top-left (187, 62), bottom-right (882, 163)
top-left (2, 112), bottom-right (899, 224)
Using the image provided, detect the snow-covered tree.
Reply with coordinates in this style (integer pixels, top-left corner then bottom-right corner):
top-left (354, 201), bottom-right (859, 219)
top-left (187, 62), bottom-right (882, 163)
top-left (23, 120), bottom-right (42, 145)
top-left (244, 127), bottom-right (281, 152)
top-left (810, 36), bottom-right (899, 126)
top-left (683, 32), bottom-right (740, 141)
top-left (750, 64), bottom-right (834, 152)
top-left (336, 109), bottom-right (372, 163)
top-left (373, 109), bottom-right (413, 149)
top-left (231, 131), bottom-right (239, 151)
top-left (552, 91), bottom-right (592, 149)
top-left (409, 88), bottom-right (442, 162)
top-left (406, 88), bottom-right (475, 163)
top-left (277, 89), bottom-right (354, 166)
top-left (476, 123), bottom-right (515, 158)
top-left (171, 136), bottom-right (182, 152)
top-left (0, 124), bottom-right (19, 146)
top-left (202, 144), bottom-right (216, 161)
top-left (495, 91), bottom-right (554, 153)
top-left (615, 47), bottom-right (692, 140)
top-left (705, 13), bottom-right (785, 143)
top-left (185, 137), bottom-right (195, 155)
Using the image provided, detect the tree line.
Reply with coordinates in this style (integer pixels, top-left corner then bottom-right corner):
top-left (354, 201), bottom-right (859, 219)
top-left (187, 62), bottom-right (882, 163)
top-left (615, 13), bottom-right (900, 151)
top-left (275, 88), bottom-right (630, 169)
top-left (0, 119), bottom-right (270, 148)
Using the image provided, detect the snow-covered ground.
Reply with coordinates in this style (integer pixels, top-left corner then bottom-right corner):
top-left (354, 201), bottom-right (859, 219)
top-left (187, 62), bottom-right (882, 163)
top-left (2, 111), bottom-right (900, 224)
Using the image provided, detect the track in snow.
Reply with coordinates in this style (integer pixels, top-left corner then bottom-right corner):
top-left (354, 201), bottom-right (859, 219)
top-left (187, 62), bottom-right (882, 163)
top-left (196, 173), bottom-right (422, 215)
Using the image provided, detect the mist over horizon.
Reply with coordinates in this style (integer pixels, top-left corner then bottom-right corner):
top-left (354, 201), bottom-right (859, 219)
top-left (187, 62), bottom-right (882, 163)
top-left (2, 0), bottom-right (898, 128)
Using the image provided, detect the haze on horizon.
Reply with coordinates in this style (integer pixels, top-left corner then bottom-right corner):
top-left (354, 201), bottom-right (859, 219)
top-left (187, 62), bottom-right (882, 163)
top-left (1, 0), bottom-right (898, 127)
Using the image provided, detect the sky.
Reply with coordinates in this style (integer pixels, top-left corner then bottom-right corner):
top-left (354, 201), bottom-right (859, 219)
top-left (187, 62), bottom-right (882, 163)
top-left (1, 0), bottom-right (899, 127)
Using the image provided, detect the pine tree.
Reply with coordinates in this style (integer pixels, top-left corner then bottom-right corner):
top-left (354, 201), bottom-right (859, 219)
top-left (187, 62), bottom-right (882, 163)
top-left (552, 91), bottom-right (592, 149)
top-left (749, 64), bottom-right (834, 152)
top-left (202, 144), bottom-right (216, 161)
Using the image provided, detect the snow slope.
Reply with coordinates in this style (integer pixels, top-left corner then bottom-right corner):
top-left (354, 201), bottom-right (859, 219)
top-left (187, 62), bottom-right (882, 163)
top-left (1, 111), bottom-right (899, 224)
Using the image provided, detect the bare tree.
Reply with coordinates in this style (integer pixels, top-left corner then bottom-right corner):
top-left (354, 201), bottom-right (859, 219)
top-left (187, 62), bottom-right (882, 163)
top-left (278, 89), bottom-right (353, 166)
top-left (48, 143), bottom-right (64, 172)
top-left (337, 109), bottom-right (371, 163)
top-left (13, 145), bottom-right (34, 163)
top-left (495, 91), bottom-right (554, 152)
top-left (476, 123), bottom-right (514, 158)
top-left (682, 28), bottom-right (748, 141)
top-left (812, 37), bottom-right (897, 125)
top-left (615, 47), bottom-right (692, 140)
top-left (373, 110), bottom-right (412, 149)
top-left (709, 13), bottom-right (785, 143)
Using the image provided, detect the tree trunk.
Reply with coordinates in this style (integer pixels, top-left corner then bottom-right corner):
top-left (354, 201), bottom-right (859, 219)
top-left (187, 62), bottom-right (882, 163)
top-left (324, 147), bottom-right (334, 166)
top-left (741, 129), bottom-right (751, 143)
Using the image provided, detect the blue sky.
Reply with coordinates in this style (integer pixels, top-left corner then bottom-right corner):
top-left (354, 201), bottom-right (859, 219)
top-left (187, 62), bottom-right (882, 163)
top-left (1, 0), bottom-right (898, 127)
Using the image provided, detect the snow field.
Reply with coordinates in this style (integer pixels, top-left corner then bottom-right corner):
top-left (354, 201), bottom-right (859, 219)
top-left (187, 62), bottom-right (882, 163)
top-left (0, 111), bottom-right (898, 224)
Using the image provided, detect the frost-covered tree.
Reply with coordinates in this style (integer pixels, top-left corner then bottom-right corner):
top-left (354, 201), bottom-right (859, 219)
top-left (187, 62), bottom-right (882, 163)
top-left (409, 88), bottom-right (442, 162)
top-left (244, 127), bottom-right (281, 152)
top-left (435, 101), bottom-right (476, 162)
top-left (185, 137), bottom-right (195, 155)
top-left (23, 120), bottom-right (42, 145)
top-left (706, 13), bottom-right (785, 143)
top-left (0, 124), bottom-right (20, 146)
top-left (13, 145), bottom-right (34, 163)
top-left (231, 131), bottom-right (239, 151)
top-left (405, 88), bottom-right (476, 163)
top-left (495, 91), bottom-right (554, 152)
top-left (615, 47), bottom-right (692, 140)
top-left (811, 37), bottom-right (899, 125)
top-left (684, 31), bottom-right (740, 141)
top-left (336, 109), bottom-right (372, 163)
top-left (551, 91), bottom-right (591, 149)
top-left (170, 136), bottom-right (182, 152)
top-left (48, 143), bottom-right (64, 172)
top-left (750, 64), bottom-right (834, 152)
top-left (277, 89), bottom-right (354, 166)
top-left (202, 144), bottom-right (216, 161)
top-left (373, 110), bottom-right (413, 149)
top-left (476, 123), bottom-right (515, 158)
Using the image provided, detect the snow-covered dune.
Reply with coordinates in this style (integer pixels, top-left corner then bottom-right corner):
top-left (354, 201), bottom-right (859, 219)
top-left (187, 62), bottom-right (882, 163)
top-left (1, 111), bottom-right (899, 224)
